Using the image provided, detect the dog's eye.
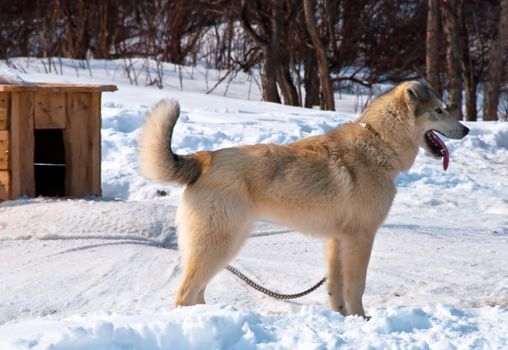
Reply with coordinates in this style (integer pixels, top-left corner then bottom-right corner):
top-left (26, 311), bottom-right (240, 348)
top-left (435, 108), bottom-right (443, 114)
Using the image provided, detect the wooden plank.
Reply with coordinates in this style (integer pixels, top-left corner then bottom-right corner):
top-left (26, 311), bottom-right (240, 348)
top-left (0, 84), bottom-right (37, 92)
top-left (64, 93), bottom-right (90, 197)
top-left (0, 84), bottom-right (117, 93)
top-left (0, 131), bottom-right (8, 169)
top-left (88, 92), bottom-right (102, 195)
top-left (36, 83), bottom-right (117, 92)
top-left (10, 92), bottom-right (35, 198)
top-left (0, 170), bottom-right (10, 201)
top-left (0, 93), bottom-right (8, 129)
top-left (34, 92), bottom-right (67, 129)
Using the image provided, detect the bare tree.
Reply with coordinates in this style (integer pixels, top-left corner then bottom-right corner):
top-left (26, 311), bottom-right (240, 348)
top-left (240, 1), bottom-right (280, 103)
top-left (94, 1), bottom-right (119, 59)
top-left (61, 0), bottom-right (91, 59)
top-left (240, 0), bottom-right (299, 106)
top-left (302, 0), bottom-right (335, 110)
top-left (303, 44), bottom-right (320, 108)
top-left (426, 0), bottom-right (442, 94)
top-left (460, 6), bottom-right (477, 121)
top-left (442, 0), bottom-right (464, 120)
top-left (0, 0), bottom-right (505, 119)
top-left (484, 0), bottom-right (508, 121)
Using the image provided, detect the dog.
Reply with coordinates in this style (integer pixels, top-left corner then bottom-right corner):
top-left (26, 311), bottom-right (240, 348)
top-left (138, 81), bottom-right (469, 317)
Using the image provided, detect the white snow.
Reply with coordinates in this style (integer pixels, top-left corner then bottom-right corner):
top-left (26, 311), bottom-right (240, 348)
top-left (0, 57), bottom-right (507, 349)
top-left (1, 305), bottom-right (508, 350)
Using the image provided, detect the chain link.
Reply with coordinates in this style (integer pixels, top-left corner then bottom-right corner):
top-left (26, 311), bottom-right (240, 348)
top-left (166, 244), bottom-right (326, 300)
top-left (225, 264), bottom-right (327, 300)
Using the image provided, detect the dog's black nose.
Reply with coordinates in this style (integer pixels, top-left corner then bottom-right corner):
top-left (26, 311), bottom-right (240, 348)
top-left (463, 126), bottom-right (470, 136)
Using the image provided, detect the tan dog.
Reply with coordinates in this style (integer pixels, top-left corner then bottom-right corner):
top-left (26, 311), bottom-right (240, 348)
top-left (138, 81), bottom-right (469, 317)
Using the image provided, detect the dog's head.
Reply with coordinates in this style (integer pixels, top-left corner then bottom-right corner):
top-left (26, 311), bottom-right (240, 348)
top-left (403, 81), bottom-right (469, 170)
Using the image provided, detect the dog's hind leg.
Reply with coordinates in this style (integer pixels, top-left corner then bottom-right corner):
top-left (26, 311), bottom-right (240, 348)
top-left (326, 239), bottom-right (346, 315)
top-left (174, 193), bottom-right (254, 307)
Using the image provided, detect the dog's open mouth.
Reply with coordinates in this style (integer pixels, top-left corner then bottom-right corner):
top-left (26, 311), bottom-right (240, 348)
top-left (425, 130), bottom-right (449, 171)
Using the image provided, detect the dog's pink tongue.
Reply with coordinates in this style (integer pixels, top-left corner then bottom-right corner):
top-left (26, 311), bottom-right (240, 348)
top-left (433, 133), bottom-right (449, 171)
top-left (443, 147), bottom-right (449, 171)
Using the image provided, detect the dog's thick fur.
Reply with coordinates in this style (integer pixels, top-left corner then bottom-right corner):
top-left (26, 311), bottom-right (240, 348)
top-left (138, 81), bottom-right (469, 317)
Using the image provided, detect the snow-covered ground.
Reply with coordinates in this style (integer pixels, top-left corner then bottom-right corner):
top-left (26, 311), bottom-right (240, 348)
top-left (0, 58), bottom-right (507, 349)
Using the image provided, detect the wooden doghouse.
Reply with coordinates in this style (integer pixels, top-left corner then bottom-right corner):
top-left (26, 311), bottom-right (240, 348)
top-left (0, 83), bottom-right (117, 200)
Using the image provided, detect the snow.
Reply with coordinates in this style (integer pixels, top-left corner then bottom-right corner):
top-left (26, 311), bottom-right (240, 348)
top-left (0, 57), bottom-right (507, 349)
top-left (2, 305), bottom-right (507, 350)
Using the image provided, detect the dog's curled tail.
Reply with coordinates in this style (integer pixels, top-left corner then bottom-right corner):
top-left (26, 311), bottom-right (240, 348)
top-left (138, 99), bottom-right (202, 185)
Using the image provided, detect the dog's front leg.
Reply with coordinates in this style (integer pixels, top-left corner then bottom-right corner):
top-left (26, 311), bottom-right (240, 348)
top-left (326, 239), bottom-right (347, 315)
top-left (339, 234), bottom-right (374, 318)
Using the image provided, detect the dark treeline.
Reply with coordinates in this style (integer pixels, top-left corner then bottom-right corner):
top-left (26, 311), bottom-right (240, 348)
top-left (0, 0), bottom-right (506, 120)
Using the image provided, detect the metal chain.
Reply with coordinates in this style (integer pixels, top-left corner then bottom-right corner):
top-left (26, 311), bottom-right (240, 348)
top-left (165, 244), bottom-right (327, 300)
top-left (225, 264), bottom-right (327, 300)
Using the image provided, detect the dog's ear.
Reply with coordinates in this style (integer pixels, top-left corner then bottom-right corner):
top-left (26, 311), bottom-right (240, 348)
top-left (406, 82), bottom-right (430, 102)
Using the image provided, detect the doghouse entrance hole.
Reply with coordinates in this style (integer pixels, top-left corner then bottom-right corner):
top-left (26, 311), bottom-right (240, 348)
top-left (34, 129), bottom-right (66, 196)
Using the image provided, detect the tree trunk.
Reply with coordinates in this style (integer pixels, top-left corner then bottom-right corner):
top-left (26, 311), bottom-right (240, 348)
top-left (460, 10), bottom-right (477, 121)
top-left (261, 48), bottom-right (282, 103)
top-left (442, 0), bottom-right (464, 120)
top-left (240, 0), bottom-right (285, 104)
top-left (304, 48), bottom-right (320, 108)
top-left (302, 0), bottom-right (335, 110)
top-left (225, 11), bottom-right (234, 66)
top-left (483, 0), bottom-right (508, 121)
top-left (96, 1), bottom-right (118, 58)
top-left (276, 68), bottom-right (299, 106)
top-left (64, 0), bottom-right (90, 59)
top-left (426, 0), bottom-right (442, 94)
top-left (272, 1), bottom-right (299, 106)
top-left (275, 41), bottom-right (299, 106)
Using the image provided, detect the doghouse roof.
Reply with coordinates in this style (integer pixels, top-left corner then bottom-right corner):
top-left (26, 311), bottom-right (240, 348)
top-left (0, 83), bottom-right (117, 92)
